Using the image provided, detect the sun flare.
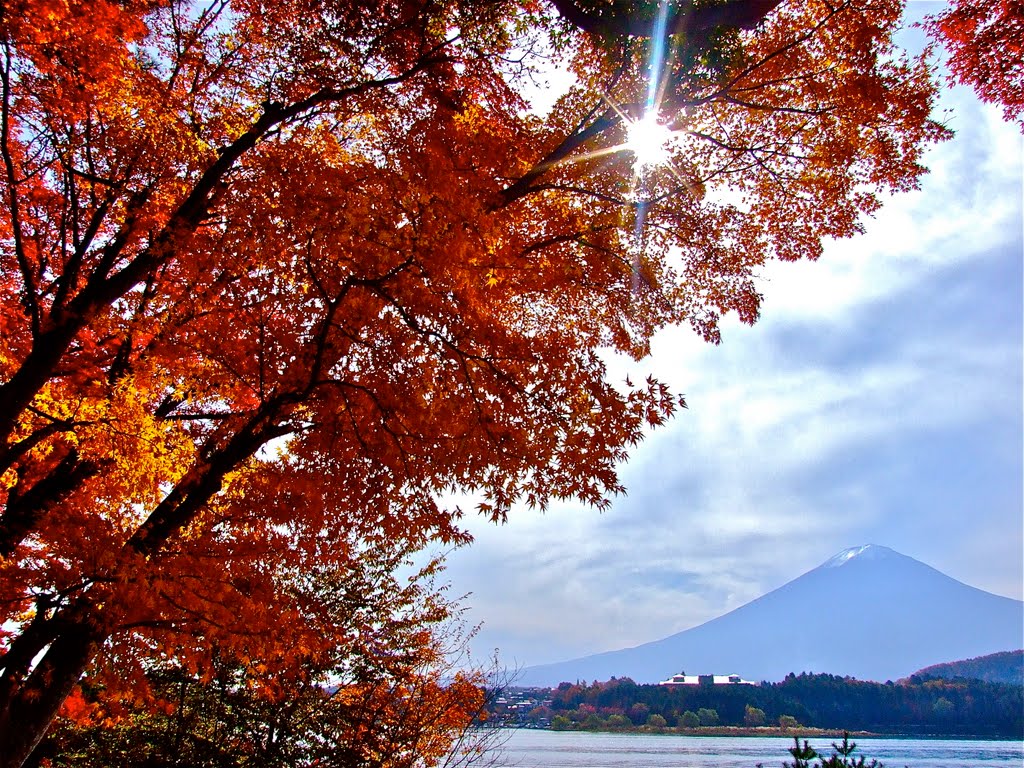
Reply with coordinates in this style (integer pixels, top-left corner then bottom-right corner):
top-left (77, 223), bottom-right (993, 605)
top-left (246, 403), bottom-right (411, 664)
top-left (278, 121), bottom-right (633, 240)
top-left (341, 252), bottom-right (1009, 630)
top-left (625, 113), bottom-right (674, 171)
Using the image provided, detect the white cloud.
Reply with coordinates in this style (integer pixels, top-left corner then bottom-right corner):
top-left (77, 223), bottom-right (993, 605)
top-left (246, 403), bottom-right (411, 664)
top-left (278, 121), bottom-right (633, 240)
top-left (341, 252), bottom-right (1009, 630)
top-left (746, 92), bottom-right (1020, 326)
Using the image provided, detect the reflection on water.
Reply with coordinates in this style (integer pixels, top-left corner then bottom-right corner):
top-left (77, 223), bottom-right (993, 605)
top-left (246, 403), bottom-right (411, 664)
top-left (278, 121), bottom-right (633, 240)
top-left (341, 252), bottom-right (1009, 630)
top-left (492, 729), bottom-right (1024, 768)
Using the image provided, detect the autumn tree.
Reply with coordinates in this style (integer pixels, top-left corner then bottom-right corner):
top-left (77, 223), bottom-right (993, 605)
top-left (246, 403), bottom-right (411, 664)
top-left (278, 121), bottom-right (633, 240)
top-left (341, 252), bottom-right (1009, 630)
top-left (924, 0), bottom-right (1024, 128)
top-left (0, 0), bottom-right (946, 764)
top-left (33, 548), bottom-right (494, 768)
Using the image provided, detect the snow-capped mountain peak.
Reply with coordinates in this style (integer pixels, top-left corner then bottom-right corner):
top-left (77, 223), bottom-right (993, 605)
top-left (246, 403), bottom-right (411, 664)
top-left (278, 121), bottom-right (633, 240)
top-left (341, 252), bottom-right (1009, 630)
top-left (822, 543), bottom-right (895, 568)
top-left (516, 544), bottom-right (1023, 686)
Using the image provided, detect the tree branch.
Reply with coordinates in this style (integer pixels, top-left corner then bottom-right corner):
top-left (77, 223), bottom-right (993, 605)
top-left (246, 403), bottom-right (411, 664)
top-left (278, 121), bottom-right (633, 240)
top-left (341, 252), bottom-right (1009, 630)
top-left (550, 0), bottom-right (784, 39)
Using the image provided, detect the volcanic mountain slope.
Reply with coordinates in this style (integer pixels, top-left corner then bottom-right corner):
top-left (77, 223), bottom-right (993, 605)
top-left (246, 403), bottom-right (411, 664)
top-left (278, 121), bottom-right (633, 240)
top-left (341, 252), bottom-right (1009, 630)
top-left (516, 545), bottom-right (1024, 687)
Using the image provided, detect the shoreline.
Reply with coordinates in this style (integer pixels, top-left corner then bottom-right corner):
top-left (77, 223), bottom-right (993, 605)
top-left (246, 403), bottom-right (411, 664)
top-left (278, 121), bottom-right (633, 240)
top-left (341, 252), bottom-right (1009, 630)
top-left (538, 725), bottom-right (1023, 740)
top-left (549, 726), bottom-right (879, 738)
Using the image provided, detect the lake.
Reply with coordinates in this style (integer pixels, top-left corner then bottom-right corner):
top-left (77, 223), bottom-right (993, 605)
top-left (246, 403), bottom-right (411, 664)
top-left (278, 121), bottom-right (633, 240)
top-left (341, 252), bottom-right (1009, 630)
top-left (486, 729), bottom-right (1024, 768)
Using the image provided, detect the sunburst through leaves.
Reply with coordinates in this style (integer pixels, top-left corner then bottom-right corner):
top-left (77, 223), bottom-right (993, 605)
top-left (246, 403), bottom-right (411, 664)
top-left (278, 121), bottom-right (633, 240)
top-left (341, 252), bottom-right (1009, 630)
top-left (624, 111), bottom-right (675, 171)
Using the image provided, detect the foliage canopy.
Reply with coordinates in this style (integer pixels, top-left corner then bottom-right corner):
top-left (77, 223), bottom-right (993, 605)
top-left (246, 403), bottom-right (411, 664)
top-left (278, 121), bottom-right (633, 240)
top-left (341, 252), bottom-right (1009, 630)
top-left (0, 0), bottom-right (949, 764)
top-left (924, 0), bottom-right (1024, 128)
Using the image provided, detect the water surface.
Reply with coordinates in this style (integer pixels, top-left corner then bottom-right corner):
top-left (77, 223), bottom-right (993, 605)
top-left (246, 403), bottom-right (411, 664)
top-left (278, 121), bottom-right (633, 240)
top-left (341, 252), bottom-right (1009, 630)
top-left (490, 729), bottom-right (1024, 768)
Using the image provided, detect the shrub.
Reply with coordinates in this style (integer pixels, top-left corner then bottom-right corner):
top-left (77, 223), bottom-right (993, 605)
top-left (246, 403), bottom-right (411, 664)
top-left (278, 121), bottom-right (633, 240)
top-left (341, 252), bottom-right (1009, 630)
top-left (744, 704), bottom-right (766, 726)
top-left (647, 714), bottom-right (668, 729)
top-left (550, 715), bottom-right (572, 730)
top-left (605, 714), bottom-right (631, 730)
top-left (779, 714), bottom-right (800, 729)
top-left (697, 707), bottom-right (719, 726)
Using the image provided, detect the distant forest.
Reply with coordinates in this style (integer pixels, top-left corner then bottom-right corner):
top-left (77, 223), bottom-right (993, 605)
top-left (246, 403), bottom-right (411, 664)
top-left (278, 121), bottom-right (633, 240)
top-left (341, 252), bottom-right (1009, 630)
top-left (494, 673), bottom-right (1023, 738)
top-left (911, 650), bottom-right (1023, 686)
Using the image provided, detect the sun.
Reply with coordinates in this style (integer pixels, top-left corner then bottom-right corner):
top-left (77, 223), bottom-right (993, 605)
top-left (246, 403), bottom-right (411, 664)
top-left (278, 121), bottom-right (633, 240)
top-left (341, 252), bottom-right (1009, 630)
top-left (625, 112), bottom-right (674, 172)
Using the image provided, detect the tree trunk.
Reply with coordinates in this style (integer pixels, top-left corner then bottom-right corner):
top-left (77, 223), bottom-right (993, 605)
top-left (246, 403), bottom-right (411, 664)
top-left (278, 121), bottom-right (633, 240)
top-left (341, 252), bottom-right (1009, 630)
top-left (0, 618), bottom-right (106, 768)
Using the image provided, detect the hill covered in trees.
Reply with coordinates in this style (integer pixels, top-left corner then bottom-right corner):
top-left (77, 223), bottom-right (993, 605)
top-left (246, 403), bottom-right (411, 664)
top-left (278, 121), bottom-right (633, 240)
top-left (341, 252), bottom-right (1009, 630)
top-left (492, 674), bottom-right (1023, 738)
top-left (909, 650), bottom-right (1023, 686)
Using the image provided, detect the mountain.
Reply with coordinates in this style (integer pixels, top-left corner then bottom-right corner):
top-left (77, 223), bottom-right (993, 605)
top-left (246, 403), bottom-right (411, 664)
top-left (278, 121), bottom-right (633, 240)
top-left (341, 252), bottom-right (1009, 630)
top-left (516, 544), bottom-right (1024, 687)
top-left (910, 650), bottom-right (1024, 686)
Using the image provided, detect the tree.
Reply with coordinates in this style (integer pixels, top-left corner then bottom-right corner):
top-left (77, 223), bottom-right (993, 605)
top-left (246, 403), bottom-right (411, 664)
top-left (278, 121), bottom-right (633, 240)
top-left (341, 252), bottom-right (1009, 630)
top-left (550, 715), bottom-right (572, 730)
top-left (627, 701), bottom-right (650, 725)
top-left (697, 707), bottom-right (720, 726)
top-left (744, 704), bottom-right (767, 726)
top-left (679, 710), bottom-right (701, 729)
top-left (925, 0), bottom-right (1024, 129)
top-left (932, 696), bottom-right (955, 721)
top-left (33, 544), bottom-right (493, 768)
top-left (781, 739), bottom-right (819, 768)
top-left (0, 0), bottom-right (946, 764)
top-left (646, 713), bottom-right (668, 729)
top-left (37, 650), bottom-right (491, 768)
top-left (766, 733), bottom-right (884, 768)
top-left (779, 714), bottom-right (801, 730)
top-left (816, 733), bottom-right (884, 768)
top-left (605, 713), bottom-right (631, 730)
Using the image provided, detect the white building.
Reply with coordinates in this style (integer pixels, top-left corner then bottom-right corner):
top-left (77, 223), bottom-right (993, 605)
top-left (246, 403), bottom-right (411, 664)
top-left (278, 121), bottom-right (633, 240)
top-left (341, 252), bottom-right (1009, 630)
top-left (658, 672), bottom-right (755, 686)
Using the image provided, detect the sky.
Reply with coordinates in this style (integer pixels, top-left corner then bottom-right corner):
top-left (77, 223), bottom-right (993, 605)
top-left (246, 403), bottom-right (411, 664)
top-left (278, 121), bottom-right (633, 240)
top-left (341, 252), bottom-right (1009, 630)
top-left (436, 2), bottom-right (1024, 672)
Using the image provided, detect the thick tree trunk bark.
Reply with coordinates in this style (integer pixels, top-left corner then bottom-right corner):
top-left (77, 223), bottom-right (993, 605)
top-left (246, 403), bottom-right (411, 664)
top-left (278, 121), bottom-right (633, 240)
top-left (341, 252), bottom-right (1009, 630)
top-left (0, 618), bottom-right (106, 768)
